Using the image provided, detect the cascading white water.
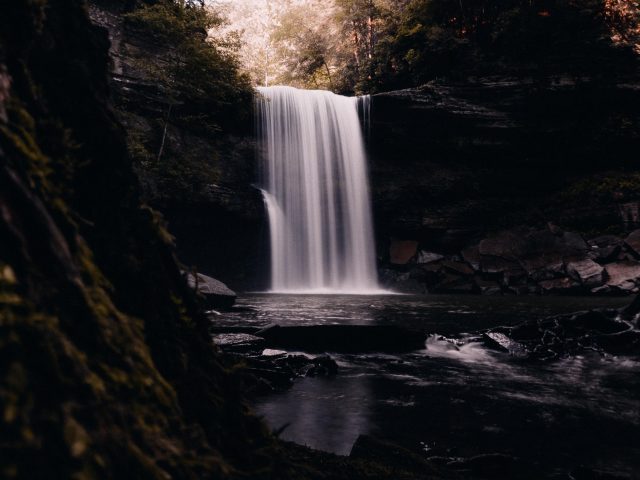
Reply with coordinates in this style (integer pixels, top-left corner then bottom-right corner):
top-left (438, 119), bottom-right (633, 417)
top-left (257, 86), bottom-right (379, 294)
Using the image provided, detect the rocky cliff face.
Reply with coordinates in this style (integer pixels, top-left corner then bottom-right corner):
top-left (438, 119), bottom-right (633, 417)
top-left (89, 0), bottom-right (268, 291)
top-left (90, 0), bottom-right (640, 295)
top-left (370, 75), bottom-right (640, 293)
top-left (0, 1), bottom-right (278, 477)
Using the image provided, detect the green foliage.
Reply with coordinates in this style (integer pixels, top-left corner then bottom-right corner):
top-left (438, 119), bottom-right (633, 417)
top-left (125, 1), bottom-right (252, 130)
top-left (363, 0), bottom-right (638, 92)
top-left (266, 0), bottom-right (638, 93)
top-left (562, 171), bottom-right (640, 202)
top-left (271, 5), bottom-right (336, 89)
top-left (122, 0), bottom-right (253, 202)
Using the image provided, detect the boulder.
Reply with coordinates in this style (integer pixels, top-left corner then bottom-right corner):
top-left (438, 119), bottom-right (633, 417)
top-left (410, 265), bottom-right (441, 287)
top-left (483, 332), bottom-right (527, 357)
top-left (415, 250), bottom-right (444, 264)
top-left (588, 245), bottom-right (621, 263)
top-left (478, 231), bottom-right (525, 260)
top-left (604, 261), bottom-right (640, 291)
top-left (502, 267), bottom-right (527, 286)
top-left (433, 274), bottom-right (476, 293)
top-left (186, 271), bottom-right (236, 309)
top-left (480, 255), bottom-right (521, 274)
top-left (566, 258), bottom-right (605, 288)
top-left (562, 231), bottom-right (589, 251)
top-left (461, 245), bottom-right (481, 270)
top-left (624, 229), bottom-right (640, 257)
top-left (441, 260), bottom-right (474, 276)
top-left (379, 268), bottom-right (426, 293)
top-left (519, 253), bottom-right (565, 281)
top-left (538, 277), bottom-right (580, 294)
top-left (389, 239), bottom-right (418, 264)
top-left (475, 277), bottom-right (502, 295)
top-left (589, 235), bottom-right (623, 263)
top-left (589, 235), bottom-right (623, 249)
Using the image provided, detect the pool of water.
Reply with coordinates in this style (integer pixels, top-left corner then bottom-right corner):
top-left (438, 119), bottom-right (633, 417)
top-left (217, 294), bottom-right (640, 478)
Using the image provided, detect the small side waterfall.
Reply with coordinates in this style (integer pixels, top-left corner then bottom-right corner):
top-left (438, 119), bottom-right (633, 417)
top-left (257, 86), bottom-right (379, 293)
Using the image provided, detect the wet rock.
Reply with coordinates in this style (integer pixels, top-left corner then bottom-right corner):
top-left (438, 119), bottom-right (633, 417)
top-left (461, 245), bottom-right (481, 270)
top-left (441, 260), bottom-right (474, 276)
top-left (479, 231), bottom-right (525, 260)
top-left (487, 309), bottom-right (636, 359)
top-left (506, 285), bottom-right (530, 295)
top-left (589, 235), bottom-right (623, 263)
top-left (475, 277), bottom-right (502, 295)
top-left (379, 268), bottom-right (427, 293)
top-left (212, 333), bottom-right (264, 353)
top-left (415, 250), bottom-right (444, 264)
top-left (569, 465), bottom-right (633, 480)
top-left (480, 255), bottom-right (521, 275)
top-left (624, 229), bottom-right (640, 257)
top-left (304, 355), bottom-right (338, 377)
top-left (186, 271), bottom-right (236, 309)
top-left (520, 253), bottom-right (565, 281)
top-left (595, 329), bottom-right (640, 355)
top-left (390, 239), bottom-right (418, 264)
top-left (509, 320), bottom-right (543, 341)
top-left (562, 231), bottom-right (589, 251)
top-left (236, 352), bottom-right (341, 395)
top-left (566, 258), bottom-right (605, 288)
top-left (255, 324), bottom-right (426, 353)
top-left (447, 453), bottom-right (520, 478)
top-left (350, 435), bottom-right (434, 473)
top-left (538, 277), bottom-right (580, 294)
top-left (483, 332), bottom-right (528, 357)
top-left (433, 274), bottom-right (475, 293)
top-left (502, 267), bottom-right (527, 286)
top-left (565, 310), bottom-right (629, 335)
top-left (604, 261), bottom-right (640, 292)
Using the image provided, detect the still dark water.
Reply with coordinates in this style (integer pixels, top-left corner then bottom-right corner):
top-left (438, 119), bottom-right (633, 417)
top-left (221, 294), bottom-right (640, 478)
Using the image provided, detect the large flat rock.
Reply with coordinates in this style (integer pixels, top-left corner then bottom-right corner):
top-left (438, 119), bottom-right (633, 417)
top-left (255, 324), bottom-right (426, 353)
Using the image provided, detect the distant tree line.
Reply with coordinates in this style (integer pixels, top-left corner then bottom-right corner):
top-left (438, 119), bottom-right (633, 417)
top-left (266, 0), bottom-right (640, 94)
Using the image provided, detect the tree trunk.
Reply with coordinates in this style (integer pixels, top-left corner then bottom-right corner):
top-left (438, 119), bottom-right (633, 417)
top-left (157, 103), bottom-right (173, 163)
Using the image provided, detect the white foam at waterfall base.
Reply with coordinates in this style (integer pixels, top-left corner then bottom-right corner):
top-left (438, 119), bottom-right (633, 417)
top-left (257, 86), bottom-right (381, 294)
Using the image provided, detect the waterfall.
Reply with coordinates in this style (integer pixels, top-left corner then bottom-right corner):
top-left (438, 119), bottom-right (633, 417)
top-left (257, 86), bottom-right (379, 294)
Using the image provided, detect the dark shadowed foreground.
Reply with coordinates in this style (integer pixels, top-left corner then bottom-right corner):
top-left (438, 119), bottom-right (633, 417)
top-left (0, 2), bottom-right (459, 479)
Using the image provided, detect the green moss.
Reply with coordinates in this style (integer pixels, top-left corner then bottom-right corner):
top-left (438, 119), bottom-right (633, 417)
top-left (561, 171), bottom-right (640, 202)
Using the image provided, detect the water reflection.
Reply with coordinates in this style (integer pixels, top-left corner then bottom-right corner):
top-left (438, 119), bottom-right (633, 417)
top-left (221, 293), bottom-right (629, 333)
top-left (223, 294), bottom-right (640, 477)
top-left (255, 373), bottom-right (373, 455)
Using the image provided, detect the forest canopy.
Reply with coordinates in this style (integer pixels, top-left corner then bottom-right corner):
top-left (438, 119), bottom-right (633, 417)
top-left (220, 0), bottom-right (640, 94)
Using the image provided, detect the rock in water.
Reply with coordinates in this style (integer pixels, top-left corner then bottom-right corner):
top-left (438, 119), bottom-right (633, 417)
top-left (483, 332), bottom-right (528, 357)
top-left (566, 258), bottom-right (605, 288)
top-left (186, 271), bottom-right (237, 309)
top-left (625, 229), bottom-right (640, 257)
